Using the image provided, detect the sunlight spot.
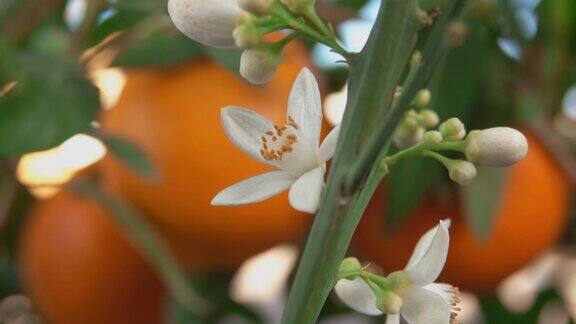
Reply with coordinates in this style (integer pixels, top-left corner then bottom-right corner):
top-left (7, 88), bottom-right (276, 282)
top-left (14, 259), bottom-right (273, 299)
top-left (230, 245), bottom-right (298, 304)
top-left (91, 68), bottom-right (127, 110)
top-left (17, 134), bottom-right (107, 199)
top-left (324, 83), bottom-right (347, 126)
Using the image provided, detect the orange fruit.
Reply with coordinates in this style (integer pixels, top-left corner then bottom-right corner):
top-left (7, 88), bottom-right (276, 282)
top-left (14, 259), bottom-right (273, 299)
top-left (354, 132), bottom-right (570, 293)
top-left (18, 190), bottom-right (165, 324)
top-left (100, 42), bottom-right (319, 270)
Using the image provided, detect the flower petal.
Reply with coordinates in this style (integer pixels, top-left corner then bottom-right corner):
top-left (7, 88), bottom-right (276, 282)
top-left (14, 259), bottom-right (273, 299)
top-left (405, 219), bottom-right (451, 269)
top-left (168, 0), bottom-right (241, 48)
top-left (221, 106), bottom-right (274, 164)
top-left (288, 167), bottom-right (324, 213)
top-left (423, 283), bottom-right (460, 315)
top-left (211, 171), bottom-right (294, 205)
top-left (400, 287), bottom-right (452, 324)
top-left (385, 314), bottom-right (401, 324)
top-left (335, 277), bottom-right (383, 316)
top-left (405, 220), bottom-right (450, 286)
top-left (287, 68), bottom-right (323, 148)
top-left (318, 124), bottom-right (341, 163)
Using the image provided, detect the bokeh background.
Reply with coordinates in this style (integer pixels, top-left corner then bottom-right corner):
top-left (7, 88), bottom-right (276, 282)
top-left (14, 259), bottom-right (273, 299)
top-left (0, 0), bottom-right (575, 323)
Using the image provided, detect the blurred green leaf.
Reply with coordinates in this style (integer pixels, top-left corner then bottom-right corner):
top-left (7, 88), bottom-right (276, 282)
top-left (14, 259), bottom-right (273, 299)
top-left (113, 31), bottom-right (203, 67)
top-left (110, 0), bottom-right (165, 12)
top-left (386, 157), bottom-right (442, 226)
top-left (90, 10), bottom-right (144, 45)
top-left (0, 48), bottom-right (99, 155)
top-left (101, 135), bottom-right (157, 180)
top-left (202, 47), bottom-right (243, 74)
top-left (321, 0), bottom-right (370, 10)
top-left (460, 166), bottom-right (506, 240)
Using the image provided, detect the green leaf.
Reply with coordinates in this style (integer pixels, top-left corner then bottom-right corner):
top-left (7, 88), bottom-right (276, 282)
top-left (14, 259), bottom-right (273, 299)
top-left (202, 47), bottom-right (243, 74)
top-left (386, 157), bottom-right (442, 226)
top-left (90, 10), bottom-right (144, 45)
top-left (113, 31), bottom-right (203, 67)
top-left (0, 50), bottom-right (100, 156)
top-left (111, 0), bottom-right (165, 12)
top-left (460, 166), bottom-right (507, 241)
top-left (101, 135), bottom-right (157, 180)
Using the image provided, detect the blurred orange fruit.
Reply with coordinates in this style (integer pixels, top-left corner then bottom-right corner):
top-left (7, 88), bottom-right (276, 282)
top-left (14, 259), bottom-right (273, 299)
top-left (354, 132), bottom-right (570, 293)
top-left (19, 190), bottom-right (164, 324)
top-left (100, 42), bottom-right (319, 270)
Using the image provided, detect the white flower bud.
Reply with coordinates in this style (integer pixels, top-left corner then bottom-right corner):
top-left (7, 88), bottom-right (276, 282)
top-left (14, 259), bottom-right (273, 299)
top-left (413, 89), bottom-right (431, 108)
top-left (439, 117), bottom-right (466, 141)
top-left (423, 131), bottom-right (443, 145)
top-left (393, 124), bottom-right (425, 149)
top-left (233, 19), bottom-right (262, 48)
top-left (168, 0), bottom-right (242, 48)
top-left (237, 0), bottom-right (273, 15)
top-left (240, 47), bottom-right (282, 84)
top-left (448, 160), bottom-right (477, 185)
top-left (281, 0), bottom-right (315, 13)
top-left (418, 109), bottom-right (439, 128)
top-left (464, 127), bottom-right (528, 166)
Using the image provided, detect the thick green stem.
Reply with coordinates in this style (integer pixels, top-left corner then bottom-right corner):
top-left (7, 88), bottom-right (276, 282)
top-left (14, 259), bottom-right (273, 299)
top-left (72, 180), bottom-right (210, 316)
top-left (345, 0), bottom-right (468, 193)
top-left (282, 1), bottom-right (467, 323)
top-left (282, 2), bottom-right (423, 322)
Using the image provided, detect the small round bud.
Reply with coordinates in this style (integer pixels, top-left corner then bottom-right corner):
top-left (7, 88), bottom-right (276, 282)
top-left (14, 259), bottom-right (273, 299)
top-left (377, 291), bottom-right (403, 314)
top-left (447, 20), bottom-right (468, 47)
top-left (237, 0), bottom-right (273, 15)
top-left (233, 18), bottom-right (261, 48)
top-left (339, 257), bottom-right (363, 277)
top-left (439, 117), bottom-right (466, 141)
top-left (410, 51), bottom-right (422, 67)
top-left (281, 0), bottom-right (315, 13)
top-left (393, 124), bottom-right (425, 149)
top-left (464, 127), bottom-right (528, 167)
top-left (417, 8), bottom-right (433, 26)
top-left (240, 47), bottom-right (282, 84)
top-left (423, 131), bottom-right (443, 145)
top-left (413, 89), bottom-right (431, 108)
top-left (418, 109), bottom-right (439, 128)
top-left (393, 86), bottom-right (403, 101)
top-left (448, 160), bottom-right (477, 185)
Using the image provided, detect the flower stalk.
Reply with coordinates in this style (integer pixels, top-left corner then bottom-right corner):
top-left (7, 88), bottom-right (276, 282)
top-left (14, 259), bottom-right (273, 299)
top-left (282, 1), bottom-right (468, 323)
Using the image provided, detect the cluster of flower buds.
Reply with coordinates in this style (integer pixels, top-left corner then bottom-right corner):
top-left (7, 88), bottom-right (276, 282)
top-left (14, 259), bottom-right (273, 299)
top-left (393, 88), bottom-right (439, 148)
top-left (400, 115), bottom-right (528, 185)
top-left (168, 0), bottom-right (321, 84)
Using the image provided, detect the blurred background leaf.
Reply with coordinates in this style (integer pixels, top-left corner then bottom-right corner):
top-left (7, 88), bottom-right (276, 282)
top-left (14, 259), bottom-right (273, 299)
top-left (0, 50), bottom-right (99, 155)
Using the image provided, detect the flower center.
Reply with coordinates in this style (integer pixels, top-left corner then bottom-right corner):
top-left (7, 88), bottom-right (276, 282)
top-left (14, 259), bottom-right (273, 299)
top-left (259, 116), bottom-right (300, 161)
top-left (449, 286), bottom-right (461, 324)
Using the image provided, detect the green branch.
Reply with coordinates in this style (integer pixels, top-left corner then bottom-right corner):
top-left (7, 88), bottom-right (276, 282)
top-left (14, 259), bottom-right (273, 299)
top-left (281, 1), bottom-right (468, 323)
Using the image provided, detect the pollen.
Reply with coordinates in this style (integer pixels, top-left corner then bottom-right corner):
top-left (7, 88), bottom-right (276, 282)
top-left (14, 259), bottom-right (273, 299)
top-left (449, 286), bottom-right (461, 324)
top-left (259, 116), bottom-right (300, 161)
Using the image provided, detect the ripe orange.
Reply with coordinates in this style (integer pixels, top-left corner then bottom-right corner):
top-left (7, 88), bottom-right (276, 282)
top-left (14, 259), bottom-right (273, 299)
top-left (100, 42), bottom-right (319, 270)
top-left (354, 132), bottom-right (570, 293)
top-left (18, 190), bottom-right (164, 324)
